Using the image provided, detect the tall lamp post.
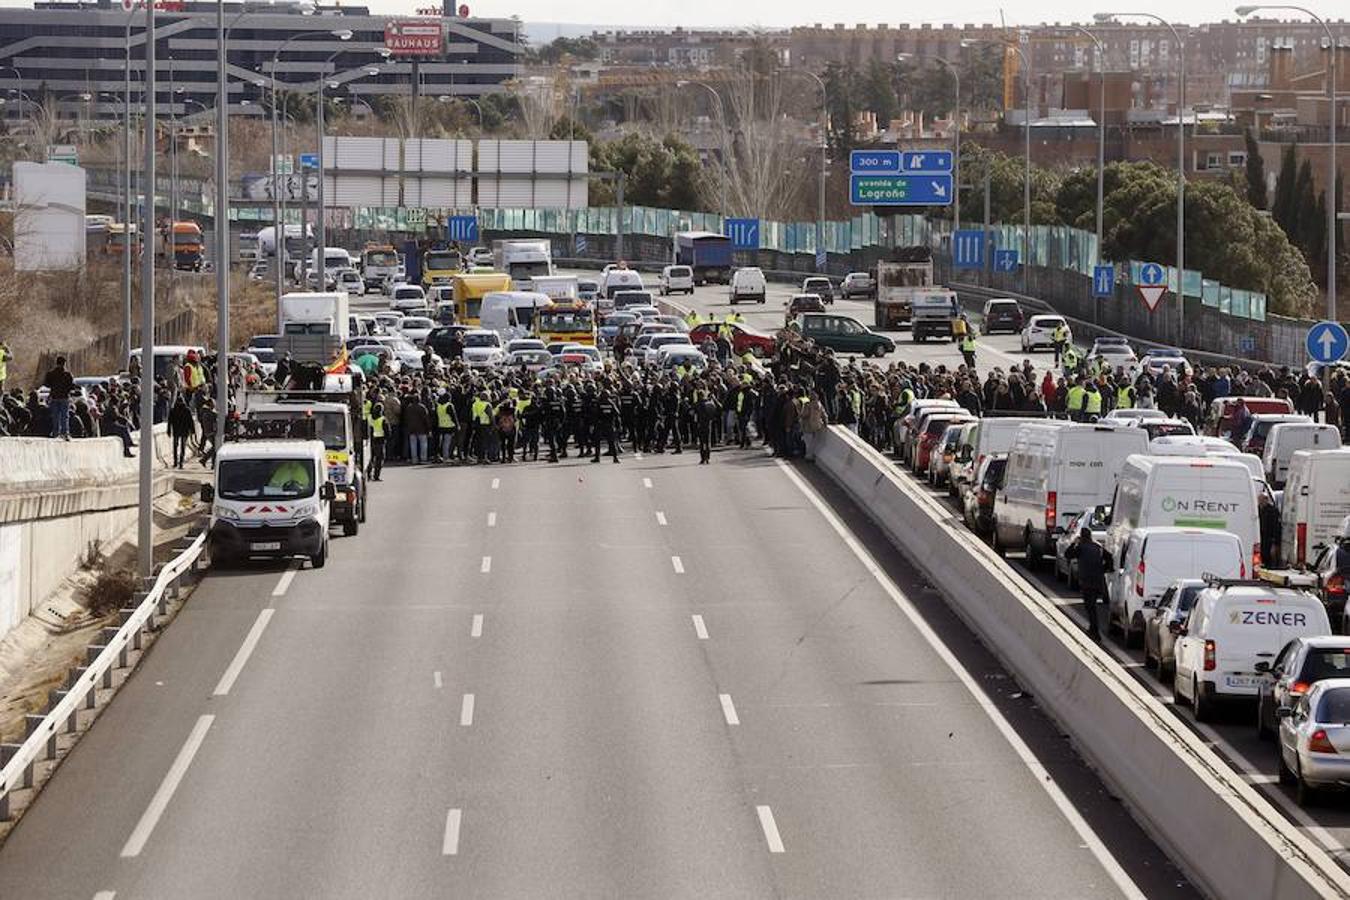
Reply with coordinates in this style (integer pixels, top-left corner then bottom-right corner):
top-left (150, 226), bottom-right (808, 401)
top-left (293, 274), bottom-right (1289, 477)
top-left (676, 80), bottom-right (728, 214)
top-left (784, 69), bottom-right (828, 270)
top-left (137, 0), bottom-right (155, 578)
top-left (316, 55), bottom-right (380, 281)
top-left (1073, 25), bottom-right (1108, 323)
top-left (1096, 12), bottom-right (1186, 343)
top-left (932, 57), bottom-right (962, 234)
top-left (1237, 5), bottom-right (1337, 321)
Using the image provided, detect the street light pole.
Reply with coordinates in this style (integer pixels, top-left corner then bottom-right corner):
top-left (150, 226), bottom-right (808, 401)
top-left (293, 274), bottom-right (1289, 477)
top-left (1073, 25), bottom-right (1107, 324)
top-left (216, 0), bottom-right (229, 456)
top-left (785, 69), bottom-right (828, 270)
top-left (933, 57), bottom-right (962, 234)
top-left (1097, 12), bottom-right (1186, 344)
top-left (137, 0), bottom-right (156, 579)
top-left (1237, 5), bottom-right (1336, 320)
top-left (678, 80), bottom-right (728, 213)
top-left (122, 19), bottom-right (132, 363)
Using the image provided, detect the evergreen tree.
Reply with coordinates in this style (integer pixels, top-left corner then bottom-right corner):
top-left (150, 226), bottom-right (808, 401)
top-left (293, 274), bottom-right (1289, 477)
top-left (1294, 158), bottom-right (1317, 258)
top-left (1271, 143), bottom-right (1298, 237)
top-left (1243, 129), bottom-right (1266, 209)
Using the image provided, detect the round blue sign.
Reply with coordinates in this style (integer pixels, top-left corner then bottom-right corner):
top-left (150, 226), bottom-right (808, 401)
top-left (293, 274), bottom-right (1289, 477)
top-left (1138, 262), bottom-right (1165, 286)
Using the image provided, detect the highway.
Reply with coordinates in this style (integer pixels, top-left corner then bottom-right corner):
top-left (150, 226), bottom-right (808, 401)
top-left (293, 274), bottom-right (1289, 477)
top-left (0, 441), bottom-right (1192, 896)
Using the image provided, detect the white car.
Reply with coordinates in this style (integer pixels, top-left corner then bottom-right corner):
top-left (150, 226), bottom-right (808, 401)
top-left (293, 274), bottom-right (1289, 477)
top-left (365, 334), bottom-right (437, 371)
top-left (1020, 315), bottom-right (1071, 352)
top-left (505, 337), bottom-right (547, 355)
top-left (335, 268), bottom-right (365, 296)
top-left (1087, 337), bottom-right (1139, 374)
top-left (461, 330), bottom-right (506, 368)
top-left (397, 315), bottom-right (435, 346)
top-left (468, 246), bottom-right (494, 267)
top-left (507, 348), bottom-right (554, 373)
top-left (659, 346), bottom-right (708, 373)
top-left (729, 267), bottom-right (767, 305)
top-left (349, 343), bottom-right (402, 375)
top-left (643, 333), bottom-right (694, 366)
top-left (1099, 408), bottom-right (1169, 426)
top-left (841, 271), bottom-right (875, 299)
top-left (557, 345), bottom-right (604, 373)
top-left (390, 284), bottom-right (428, 314)
top-left (373, 312), bottom-right (403, 334)
top-left (1139, 348), bottom-right (1193, 377)
top-left (659, 264), bottom-right (694, 296)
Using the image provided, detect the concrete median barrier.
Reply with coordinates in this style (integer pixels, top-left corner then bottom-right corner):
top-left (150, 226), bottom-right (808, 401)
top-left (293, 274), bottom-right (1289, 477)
top-left (811, 424), bottom-right (1350, 900)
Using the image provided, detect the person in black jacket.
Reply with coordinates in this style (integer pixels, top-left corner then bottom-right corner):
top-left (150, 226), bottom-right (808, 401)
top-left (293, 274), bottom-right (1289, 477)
top-left (1066, 525), bottom-right (1112, 644)
top-left (42, 355), bottom-right (75, 440)
top-left (167, 395), bottom-right (195, 468)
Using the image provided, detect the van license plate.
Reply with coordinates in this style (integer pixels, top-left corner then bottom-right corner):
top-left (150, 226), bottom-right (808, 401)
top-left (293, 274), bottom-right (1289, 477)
top-left (251, 541), bottom-right (282, 551)
top-left (1225, 675), bottom-right (1258, 688)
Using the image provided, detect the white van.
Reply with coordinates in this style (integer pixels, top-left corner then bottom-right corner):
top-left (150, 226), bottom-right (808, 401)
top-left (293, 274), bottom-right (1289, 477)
top-left (994, 423), bottom-right (1149, 562)
top-left (601, 268), bottom-right (644, 300)
top-left (202, 440), bottom-right (334, 568)
top-left (1107, 455), bottom-right (1260, 574)
top-left (1149, 434), bottom-right (1239, 457)
top-left (1174, 582), bottom-right (1331, 720)
top-left (972, 416), bottom-right (1049, 471)
top-left (1263, 422), bottom-right (1341, 488)
top-left (478, 290), bottom-right (553, 342)
top-left (729, 267), bottom-right (767, 305)
top-left (1280, 448), bottom-right (1350, 568)
top-left (659, 265), bottom-right (694, 296)
top-left (1108, 527), bottom-right (1246, 646)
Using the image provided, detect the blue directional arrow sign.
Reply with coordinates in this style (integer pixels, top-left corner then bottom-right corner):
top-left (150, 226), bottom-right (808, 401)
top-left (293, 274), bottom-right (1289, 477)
top-left (1093, 265), bottom-right (1115, 298)
top-left (849, 174), bottom-right (953, 206)
top-left (725, 217), bottom-right (760, 250)
top-left (447, 215), bottom-right (478, 242)
top-left (299, 152), bottom-right (318, 170)
top-left (575, 233), bottom-right (588, 256)
top-left (1306, 320), bottom-right (1349, 364)
top-left (994, 249), bottom-right (1019, 273)
top-left (952, 230), bottom-right (984, 269)
top-left (900, 150), bottom-right (952, 173)
top-left (1138, 262), bottom-right (1165, 286)
top-left (849, 150), bottom-right (900, 174)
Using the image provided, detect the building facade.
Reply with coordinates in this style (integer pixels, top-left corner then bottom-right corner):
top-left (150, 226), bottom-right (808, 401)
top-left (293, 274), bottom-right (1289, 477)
top-left (0, 0), bottom-right (523, 122)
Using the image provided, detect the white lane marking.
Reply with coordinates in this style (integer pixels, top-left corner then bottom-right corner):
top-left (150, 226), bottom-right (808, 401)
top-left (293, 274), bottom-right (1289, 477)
top-left (460, 693), bottom-right (475, 726)
top-left (655, 511), bottom-right (668, 526)
top-left (434, 671), bottom-right (443, 689)
top-left (93, 893), bottom-right (116, 900)
top-left (642, 477), bottom-right (653, 489)
top-left (755, 805), bottom-right (785, 853)
top-left (671, 555), bottom-right (684, 574)
top-left (480, 556), bottom-right (492, 574)
top-left (271, 562), bottom-right (299, 597)
top-left (491, 477), bottom-right (500, 490)
top-left (692, 614), bottom-right (709, 640)
top-left (471, 614), bottom-right (484, 638)
top-left (487, 511), bottom-right (497, 528)
top-left (719, 693), bottom-right (740, 725)
top-left (442, 808), bottom-right (462, 855)
top-left (120, 715), bottom-right (215, 858)
top-left (777, 460), bottom-right (1145, 899)
top-left (212, 609), bottom-right (275, 697)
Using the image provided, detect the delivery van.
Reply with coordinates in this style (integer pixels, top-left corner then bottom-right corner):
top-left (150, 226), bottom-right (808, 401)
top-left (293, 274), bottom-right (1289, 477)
top-left (1174, 581), bottom-right (1331, 720)
top-left (1280, 448), bottom-right (1350, 568)
top-left (1263, 422), bottom-right (1341, 489)
top-left (479, 290), bottom-right (553, 341)
top-left (1108, 527), bottom-right (1246, 647)
top-left (1107, 455), bottom-right (1260, 574)
top-left (994, 423), bottom-right (1149, 562)
top-left (201, 440), bottom-right (335, 568)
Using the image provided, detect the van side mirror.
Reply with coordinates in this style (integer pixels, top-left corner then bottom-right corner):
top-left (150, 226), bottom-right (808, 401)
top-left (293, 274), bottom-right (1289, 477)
top-left (199, 483), bottom-right (214, 503)
top-left (1276, 706), bottom-right (1293, 719)
top-left (320, 483), bottom-right (337, 502)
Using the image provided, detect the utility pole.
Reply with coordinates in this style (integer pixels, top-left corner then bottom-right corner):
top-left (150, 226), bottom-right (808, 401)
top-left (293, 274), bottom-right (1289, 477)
top-left (137, 1), bottom-right (156, 579)
top-left (215, 0), bottom-right (229, 456)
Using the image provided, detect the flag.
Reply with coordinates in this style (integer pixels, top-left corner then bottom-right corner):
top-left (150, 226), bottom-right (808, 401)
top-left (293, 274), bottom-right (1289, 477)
top-left (325, 348), bottom-right (349, 374)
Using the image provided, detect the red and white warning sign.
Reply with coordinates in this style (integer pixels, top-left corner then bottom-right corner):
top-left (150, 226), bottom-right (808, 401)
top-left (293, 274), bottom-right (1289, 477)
top-left (384, 20), bottom-right (444, 56)
top-left (1137, 284), bottom-right (1167, 311)
top-left (1135, 261), bottom-right (1168, 312)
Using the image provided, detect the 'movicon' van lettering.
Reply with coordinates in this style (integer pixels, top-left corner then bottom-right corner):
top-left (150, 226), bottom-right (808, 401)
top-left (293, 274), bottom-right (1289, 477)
top-left (1228, 610), bottom-right (1308, 626)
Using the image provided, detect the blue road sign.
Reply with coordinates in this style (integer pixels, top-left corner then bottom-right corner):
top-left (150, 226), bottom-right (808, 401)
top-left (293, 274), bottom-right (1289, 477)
top-left (1239, 336), bottom-right (1257, 353)
top-left (952, 230), bottom-right (984, 269)
top-left (900, 150), bottom-right (952, 173)
top-left (1093, 265), bottom-right (1115, 298)
top-left (994, 249), bottom-right (1019, 273)
top-left (299, 152), bottom-right (318, 170)
top-left (850, 174), bottom-right (953, 206)
top-left (446, 215), bottom-right (478, 242)
top-left (1306, 320), bottom-right (1349, 364)
top-left (725, 217), bottom-right (760, 250)
top-left (575, 233), bottom-right (588, 256)
top-left (849, 150), bottom-right (900, 174)
top-left (815, 247), bottom-right (827, 269)
top-left (1138, 261), bottom-right (1165, 286)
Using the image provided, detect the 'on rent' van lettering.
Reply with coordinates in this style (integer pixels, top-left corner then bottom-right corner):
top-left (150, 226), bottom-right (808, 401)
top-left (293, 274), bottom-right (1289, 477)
top-left (1227, 610), bottom-right (1308, 626)
top-left (1160, 497), bottom-right (1239, 514)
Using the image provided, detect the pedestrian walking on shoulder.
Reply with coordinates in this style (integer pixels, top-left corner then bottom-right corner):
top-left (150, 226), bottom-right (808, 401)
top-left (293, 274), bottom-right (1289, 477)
top-left (168, 395), bottom-right (195, 468)
top-left (1065, 525), bottom-right (1111, 643)
top-left (43, 355), bottom-right (75, 440)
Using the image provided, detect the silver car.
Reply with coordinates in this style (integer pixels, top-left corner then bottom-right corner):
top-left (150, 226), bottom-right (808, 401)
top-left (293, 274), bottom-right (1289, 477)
top-left (1053, 504), bottom-right (1111, 588)
top-left (1277, 679), bottom-right (1350, 805)
top-left (1142, 578), bottom-right (1206, 678)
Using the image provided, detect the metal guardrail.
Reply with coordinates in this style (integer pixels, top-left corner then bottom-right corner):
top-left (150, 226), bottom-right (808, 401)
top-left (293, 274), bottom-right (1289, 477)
top-left (0, 530), bottom-right (207, 822)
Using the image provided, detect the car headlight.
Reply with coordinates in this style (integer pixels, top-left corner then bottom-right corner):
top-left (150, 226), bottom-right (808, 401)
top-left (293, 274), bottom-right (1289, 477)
top-left (293, 503), bottom-right (319, 517)
top-left (213, 504), bottom-right (239, 521)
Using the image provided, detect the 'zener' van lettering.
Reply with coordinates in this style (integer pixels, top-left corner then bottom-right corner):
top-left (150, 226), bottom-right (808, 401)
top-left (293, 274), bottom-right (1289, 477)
top-left (1228, 610), bottom-right (1308, 626)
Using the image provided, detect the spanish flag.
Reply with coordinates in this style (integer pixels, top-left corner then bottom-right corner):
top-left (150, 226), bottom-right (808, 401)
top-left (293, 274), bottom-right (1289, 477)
top-left (325, 348), bottom-right (350, 374)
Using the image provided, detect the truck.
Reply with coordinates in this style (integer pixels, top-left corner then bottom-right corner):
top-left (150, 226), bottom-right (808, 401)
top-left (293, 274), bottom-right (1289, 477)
top-left (527, 274), bottom-right (579, 302)
top-left (874, 247), bottom-right (936, 330)
top-left (160, 220), bottom-right (204, 271)
top-left (492, 239), bottom-right (553, 286)
top-left (674, 231), bottom-right (734, 285)
top-left (257, 223), bottom-right (310, 261)
top-left (908, 289), bottom-right (961, 342)
top-left (276, 291), bottom-right (350, 365)
top-left (417, 242), bottom-right (464, 290)
top-left (361, 243), bottom-right (402, 291)
top-left (105, 222), bottom-right (141, 257)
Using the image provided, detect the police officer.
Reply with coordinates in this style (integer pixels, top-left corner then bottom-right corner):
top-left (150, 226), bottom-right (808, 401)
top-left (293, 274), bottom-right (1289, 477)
top-left (367, 402), bottom-right (387, 481)
top-left (959, 331), bottom-right (977, 370)
top-left (434, 392), bottom-right (458, 463)
top-left (590, 387), bottom-right (621, 463)
top-left (1083, 380), bottom-right (1103, 422)
top-left (1052, 322), bottom-right (1069, 365)
top-left (1065, 376), bottom-right (1087, 421)
top-left (694, 383), bottom-right (718, 463)
top-left (543, 385), bottom-right (565, 463)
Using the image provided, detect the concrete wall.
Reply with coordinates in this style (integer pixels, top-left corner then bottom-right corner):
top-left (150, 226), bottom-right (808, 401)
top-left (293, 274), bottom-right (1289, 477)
top-left (0, 427), bottom-right (173, 642)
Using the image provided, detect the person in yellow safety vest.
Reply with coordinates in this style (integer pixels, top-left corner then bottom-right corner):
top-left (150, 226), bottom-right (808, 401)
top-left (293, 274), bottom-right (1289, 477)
top-left (1062, 345), bottom-right (1080, 375)
top-left (960, 332), bottom-right (977, 369)
top-left (183, 351), bottom-right (206, 395)
top-left (684, 310), bottom-right (702, 328)
top-left (267, 458), bottom-right (312, 493)
top-left (740, 350), bottom-right (756, 367)
top-left (367, 402), bottom-right (387, 481)
top-left (470, 392), bottom-right (492, 464)
top-left (1116, 382), bottom-right (1135, 410)
top-left (718, 320), bottom-right (733, 342)
top-left (952, 315), bottom-right (968, 338)
top-left (1066, 378), bottom-right (1087, 421)
top-left (1083, 382), bottom-right (1103, 421)
top-left (674, 363), bottom-right (688, 381)
top-left (1052, 323), bottom-right (1069, 364)
top-left (435, 394), bottom-right (458, 463)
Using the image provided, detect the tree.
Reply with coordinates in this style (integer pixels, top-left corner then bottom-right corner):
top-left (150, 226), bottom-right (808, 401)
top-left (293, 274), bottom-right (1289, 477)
top-left (531, 36), bottom-right (598, 64)
top-left (957, 144), bottom-right (1061, 226)
top-left (1271, 143), bottom-right (1298, 238)
top-left (590, 131), bottom-right (710, 211)
top-left (1243, 129), bottom-right (1266, 209)
top-left (822, 63), bottom-right (862, 156)
top-left (862, 60), bottom-right (898, 128)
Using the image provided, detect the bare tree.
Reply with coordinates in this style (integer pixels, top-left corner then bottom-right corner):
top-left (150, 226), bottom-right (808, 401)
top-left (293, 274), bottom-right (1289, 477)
top-left (716, 69), bottom-right (813, 221)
